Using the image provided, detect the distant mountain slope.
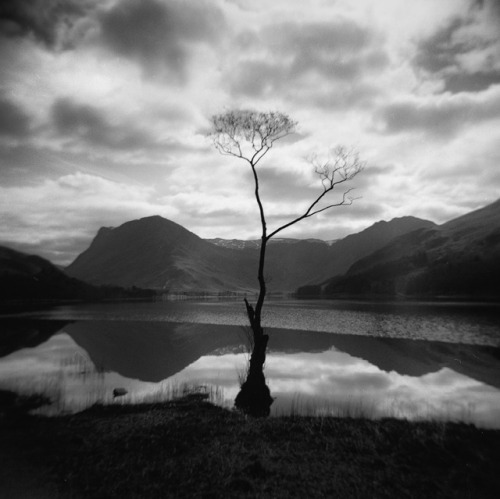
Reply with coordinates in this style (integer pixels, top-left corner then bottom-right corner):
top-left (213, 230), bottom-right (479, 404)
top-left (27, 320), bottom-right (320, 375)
top-left (206, 237), bottom-right (332, 250)
top-left (66, 216), bottom-right (257, 292)
top-left (317, 199), bottom-right (500, 298)
top-left (304, 216), bottom-right (436, 286)
top-left (205, 238), bottom-right (260, 250)
top-left (0, 246), bottom-right (92, 301)
top-left (0, 246), bottom-right (154, 303)
top-left (66, 215), bottom-right (434, 293)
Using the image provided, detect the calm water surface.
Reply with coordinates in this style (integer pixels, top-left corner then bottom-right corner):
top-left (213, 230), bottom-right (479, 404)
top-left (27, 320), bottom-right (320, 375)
top-left (1, 299), bottom-right (499, 427)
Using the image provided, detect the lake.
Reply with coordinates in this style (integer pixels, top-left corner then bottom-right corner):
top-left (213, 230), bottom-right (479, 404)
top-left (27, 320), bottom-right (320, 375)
top-left (1, 299), bottom-right (500, 427)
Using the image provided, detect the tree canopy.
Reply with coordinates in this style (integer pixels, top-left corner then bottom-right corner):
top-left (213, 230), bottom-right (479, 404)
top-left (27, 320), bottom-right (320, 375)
top-left (209, 110), bottom-right (297, 165)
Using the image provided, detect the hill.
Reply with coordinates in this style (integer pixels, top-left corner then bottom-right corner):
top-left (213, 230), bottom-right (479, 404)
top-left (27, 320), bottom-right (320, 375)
top-left (66, 216), bottom-right (257, 293)
top-left (0, 246), bottom-right (94, 301)
top-left (0, 246), bottom-right (154, 303)
top-left (65, 215), bottom-right (434, 293)
top-left (313, 199), bottom-right (500, 299)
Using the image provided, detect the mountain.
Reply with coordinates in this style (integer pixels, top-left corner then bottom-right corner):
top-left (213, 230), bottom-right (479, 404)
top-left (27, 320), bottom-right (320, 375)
top-left (315, 199), bottom-right (500, 299)
top-left (0, 319), bottom-right (70, 358)
top-left (0, 246), bottom-right (154, 303)
top-left (299, 216), bottom-right (436, 287)
top-left (206, 237), bottom-right (333, 250)
top-left (65, 215), bottom-right (434, 293)
top-left (0, 246), bottom-right (94, 301)
top-left (205, 238), bottom-right (261, 250)
top-left (66, 216), bottom-right (258, 293)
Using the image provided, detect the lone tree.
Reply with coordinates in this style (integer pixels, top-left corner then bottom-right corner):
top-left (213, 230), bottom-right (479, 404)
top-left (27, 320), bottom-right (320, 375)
top-left (208, 110), bottom-right (364, 416)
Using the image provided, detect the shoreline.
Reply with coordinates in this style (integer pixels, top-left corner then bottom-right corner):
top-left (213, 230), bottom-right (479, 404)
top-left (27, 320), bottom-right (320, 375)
top-left (1, 395), bottom-right (500, 498)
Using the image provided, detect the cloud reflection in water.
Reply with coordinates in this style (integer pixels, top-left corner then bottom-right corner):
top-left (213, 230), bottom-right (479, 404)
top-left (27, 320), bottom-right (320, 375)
top-left (174, 349), bottom-right (500, 427)
top-left (1, 320), bottom-right (499, 427)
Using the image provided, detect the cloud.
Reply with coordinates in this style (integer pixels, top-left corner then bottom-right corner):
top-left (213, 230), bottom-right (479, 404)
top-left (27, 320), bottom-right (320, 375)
top-left (253, 162), bottom-right (368, 217)
top-left (412, 1), bottom-right (500, 93)
top-left (229, 19), bottom-right (388, 108)
top-left (0, 172), bottom-right (169, 265)
top-left (98, 0), bottom-right (226, 80)
top-left (471, 0), bottom-right (500, 22)
top-left (0, 95), bottom-right (31, 137)
top-left (51, 97), bottom-right (161, 151)
top-left (1, 0), bottom-right (499, 265)
top-left (0, 143), bottom-right (172, 189)
top-left (0, 0), bottom-right (97, 50)
top-left (374, 87), bottom-right (500, 136)
top-left (0, 230), bottom-right (91, 267)
top-left (249, 166), bottom-right (320, 202)
top-left (413, 18), bottom-right (468, 75)
top-left (444, 71), bottom-right (500, 93)
top-left (260, 18), bottom-right (375, 54)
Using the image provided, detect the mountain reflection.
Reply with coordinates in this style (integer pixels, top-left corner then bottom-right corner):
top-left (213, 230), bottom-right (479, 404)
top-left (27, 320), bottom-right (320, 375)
top-left (61, 322), bottom-right (500, 389)
top-left (67, 321), bottom-right (241, 382)
top-left (1, 319), bottom-right (499, 426)
top-left (0, 319), bottom-right (71, 358)
top-left (2, 319), bottom-right (500, 388)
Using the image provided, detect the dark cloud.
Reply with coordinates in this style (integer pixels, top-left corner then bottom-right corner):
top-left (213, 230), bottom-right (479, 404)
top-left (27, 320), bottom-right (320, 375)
top-left (51, 98), bottom-right (158, 150)
top-left (0, 235), bottom-right (90, 267)
top-left (0, 211), bottom-right (91, 265)
top-left (413, 6), bottom-right (500, 93)
top-left (307, 82), bottom-right (381, 110)
top-left (0, 145), bottom-right (51, 186)
top-left (243, 153), bottom-right (371, 210)
top-left (444, 71), bottom-right (500, 93)
top-left (0, 0), bottom-right (95, 49)
top-left (261, 198), bottom-right (386, 240)
top-left (178, 206), bottom-right (257, 236)
top-left (183, 206), bottom-right (244, 222)
top-left (0, 113), bottom-right (199, 189)
top-left (263, 193), bottom-right (381, 226)
top-left (99, 0), bottom-right (225, 79)
top-left (0, 96), bottom-right (31, 137)
top-left (471, 0), bottom-right (500, 18)
top-left (0, 142), bottom-right (166, 188)
top-left (353, 163), bottom-right (395, 191)
top-left (330, 200), bottom-right (384, 220)
top-left (374, 92), bottom-right (500, 136)
top-left (230, 20), bottom-right (388, 106)
top-left (263, 20), bottom-right (374, 54)
top-left (413, 18), bottom-right (468, 75)
top-left (230, 61), bottom-right (285, 98)
top-left (253, 166), bottom-right (323, 202)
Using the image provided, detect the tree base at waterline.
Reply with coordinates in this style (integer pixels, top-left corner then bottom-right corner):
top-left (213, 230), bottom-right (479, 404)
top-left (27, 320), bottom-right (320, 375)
top-left (235, 371), bottom-right (274, 417)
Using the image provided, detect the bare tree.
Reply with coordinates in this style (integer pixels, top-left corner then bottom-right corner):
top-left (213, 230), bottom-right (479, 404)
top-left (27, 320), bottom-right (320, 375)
top-left (208, 109), bottom-right (364, 415)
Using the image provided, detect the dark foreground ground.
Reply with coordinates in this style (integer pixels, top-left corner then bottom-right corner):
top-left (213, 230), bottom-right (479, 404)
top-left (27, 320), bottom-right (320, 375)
top-left (1, 395), bottom-right (499, 498)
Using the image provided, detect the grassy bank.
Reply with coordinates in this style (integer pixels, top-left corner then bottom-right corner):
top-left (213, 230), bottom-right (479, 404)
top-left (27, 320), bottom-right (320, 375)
top-left (1, 395), bottom-right (499, 498)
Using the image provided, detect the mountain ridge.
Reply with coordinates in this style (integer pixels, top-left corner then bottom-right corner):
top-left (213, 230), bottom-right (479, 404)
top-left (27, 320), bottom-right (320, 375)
top-left (4, 199), bottom-right (499, 299)
top-left (65, 214), bottom-right (435, 293)
top-left (307, 198), bottom-right (500, 299)
top-left (0, 246), bottom-right (154, 302)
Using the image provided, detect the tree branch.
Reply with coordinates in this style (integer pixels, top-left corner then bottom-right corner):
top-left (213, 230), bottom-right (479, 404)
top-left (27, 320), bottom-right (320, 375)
top-left (266, 147), bottom-right (364, 240)
top-left (266, 188), bottom-right (358, 240)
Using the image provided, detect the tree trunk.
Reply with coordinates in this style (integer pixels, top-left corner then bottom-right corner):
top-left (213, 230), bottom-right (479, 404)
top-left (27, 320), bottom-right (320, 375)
top-left (234, 328), bottom-right (273, 417)
top-left (244, 297), bottom-right (269, 379)
top-left (234, 238), bottom-right (273, 417)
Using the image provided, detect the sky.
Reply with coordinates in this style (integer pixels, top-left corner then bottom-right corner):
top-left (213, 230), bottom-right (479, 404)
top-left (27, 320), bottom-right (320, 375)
top-left (1, 0), bottom-right (500, 266)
